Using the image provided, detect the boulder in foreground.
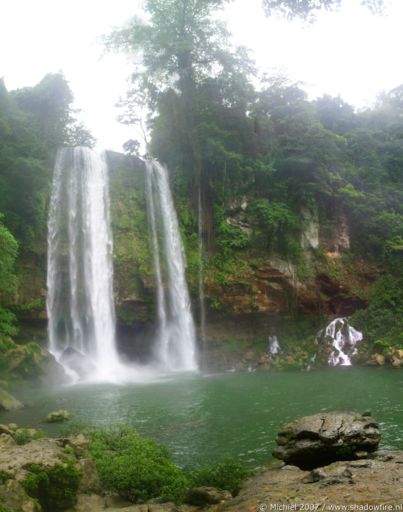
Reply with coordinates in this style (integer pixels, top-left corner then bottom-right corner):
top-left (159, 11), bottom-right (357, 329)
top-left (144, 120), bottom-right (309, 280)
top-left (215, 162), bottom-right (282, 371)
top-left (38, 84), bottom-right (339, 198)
top-left (273, 411), bottom-right (381, 469)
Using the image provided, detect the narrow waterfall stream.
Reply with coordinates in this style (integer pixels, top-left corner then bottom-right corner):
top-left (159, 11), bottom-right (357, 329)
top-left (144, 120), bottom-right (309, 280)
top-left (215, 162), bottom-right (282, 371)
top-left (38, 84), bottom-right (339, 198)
top-left (47, 147), bottom-right (121, 381)
top-left (198, 189), bottom-right (207, 359)
top-left (145, 161), bottom-right (198, 371)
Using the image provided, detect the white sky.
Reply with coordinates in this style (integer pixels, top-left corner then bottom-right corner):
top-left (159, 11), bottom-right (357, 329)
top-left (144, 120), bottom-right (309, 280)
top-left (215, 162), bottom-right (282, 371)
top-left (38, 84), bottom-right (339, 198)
top-left (1, 0), bottom-right (403, 151)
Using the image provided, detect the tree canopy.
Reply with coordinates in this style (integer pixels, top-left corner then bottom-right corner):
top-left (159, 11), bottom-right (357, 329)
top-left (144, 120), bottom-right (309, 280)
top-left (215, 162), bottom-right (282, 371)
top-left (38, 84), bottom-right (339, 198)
top-left (0, 74), bottom-right (94, 334)
top-left (262, 0), bottom-right (385, 20)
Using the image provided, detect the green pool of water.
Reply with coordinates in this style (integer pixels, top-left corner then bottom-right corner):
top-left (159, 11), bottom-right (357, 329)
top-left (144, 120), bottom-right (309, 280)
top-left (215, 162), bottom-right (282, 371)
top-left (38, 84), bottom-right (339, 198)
top-left (2, 368), bottom-right (402, 469)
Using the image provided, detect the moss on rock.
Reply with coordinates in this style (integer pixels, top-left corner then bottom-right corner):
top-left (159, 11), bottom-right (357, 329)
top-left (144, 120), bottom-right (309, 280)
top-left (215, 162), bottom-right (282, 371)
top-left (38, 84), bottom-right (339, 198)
top-left (22, 463), bottom-right (81, 512)
top-left (107, 151), bottom-right (155, 326)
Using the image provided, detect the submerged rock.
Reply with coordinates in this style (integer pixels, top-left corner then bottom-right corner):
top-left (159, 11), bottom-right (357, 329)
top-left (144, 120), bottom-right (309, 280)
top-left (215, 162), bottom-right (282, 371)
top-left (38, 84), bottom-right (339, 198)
top-left (44, 409), bottom-right (70, 423)
top-left (273, 411), bottom-right (381, 469)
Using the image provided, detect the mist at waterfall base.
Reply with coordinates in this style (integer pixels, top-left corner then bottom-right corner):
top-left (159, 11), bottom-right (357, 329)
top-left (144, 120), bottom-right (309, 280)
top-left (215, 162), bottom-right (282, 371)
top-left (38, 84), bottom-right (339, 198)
top-left (46, 148), bottom-right (197, 383)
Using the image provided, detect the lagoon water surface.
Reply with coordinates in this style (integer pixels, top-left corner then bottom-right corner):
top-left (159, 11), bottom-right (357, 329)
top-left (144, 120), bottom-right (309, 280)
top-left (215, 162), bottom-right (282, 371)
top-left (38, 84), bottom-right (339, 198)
top-left (3, 368), bottom-right (402, 469)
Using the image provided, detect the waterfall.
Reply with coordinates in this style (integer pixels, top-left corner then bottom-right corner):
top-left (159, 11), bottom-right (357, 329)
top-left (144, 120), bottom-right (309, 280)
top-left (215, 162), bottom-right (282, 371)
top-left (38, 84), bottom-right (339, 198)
top-left (198, 190), bottom-right (207, 358)
top-left (319, 317), bottom-right (363, 366)
top-left (268, 335), bottom-right (280, 356)
top-left (145, 160), bottom-right (198, 371)
top-left (47, 147), bottom-right (121, 381)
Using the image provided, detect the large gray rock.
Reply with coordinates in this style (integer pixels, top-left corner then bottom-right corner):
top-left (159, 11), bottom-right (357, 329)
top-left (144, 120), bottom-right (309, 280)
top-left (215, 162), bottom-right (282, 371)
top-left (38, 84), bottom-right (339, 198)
top-left (273, 411), bottom-right (381, 469)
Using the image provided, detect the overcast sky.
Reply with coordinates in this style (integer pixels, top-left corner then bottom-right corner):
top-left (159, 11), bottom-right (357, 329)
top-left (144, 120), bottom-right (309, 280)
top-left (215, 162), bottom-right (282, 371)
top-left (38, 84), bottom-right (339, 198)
top-left (1, 0), bottom-right (403, 151)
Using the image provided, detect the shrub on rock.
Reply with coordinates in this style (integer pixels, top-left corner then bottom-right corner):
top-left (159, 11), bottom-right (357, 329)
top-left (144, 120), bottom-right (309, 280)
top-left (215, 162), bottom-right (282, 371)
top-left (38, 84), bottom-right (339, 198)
top-left (88, 426), bottom-right (188, 503)
top-left (21, 463), bottom-right (81, 512)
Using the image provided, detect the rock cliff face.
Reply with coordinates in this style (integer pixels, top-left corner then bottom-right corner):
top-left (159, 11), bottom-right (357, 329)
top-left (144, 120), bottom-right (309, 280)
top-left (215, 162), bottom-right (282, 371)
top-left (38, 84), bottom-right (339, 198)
top-left (13, 151), bottom-right (379, 363)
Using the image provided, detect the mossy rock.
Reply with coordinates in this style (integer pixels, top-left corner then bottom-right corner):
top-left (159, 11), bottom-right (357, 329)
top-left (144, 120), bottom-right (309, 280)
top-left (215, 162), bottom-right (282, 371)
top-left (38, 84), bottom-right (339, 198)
top-left (1, 336), bottom-right (61, 383)
top-left (22, 463), bottom-right (81, 512)
top-left (44, 410), bottom-right (70, 423)
top-left (0, 389), bottom-right (23, 412)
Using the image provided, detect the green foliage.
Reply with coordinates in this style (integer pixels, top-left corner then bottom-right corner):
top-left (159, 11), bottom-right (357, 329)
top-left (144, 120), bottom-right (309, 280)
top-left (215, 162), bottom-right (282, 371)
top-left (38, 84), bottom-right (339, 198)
top-left (12, 73), bottom-right (94, 149)
top-left (13, 430), bottom-right (32, 446)
top-left (0, 309), bottom-right (17, 337)
top-left (0, 336), bottom-right (48, 380)
top-left (0, 219), bottom-right (18, 294)
top-left (88, 426), bottom-right (189, 503)
top-left (0, 74), bottom-right (94, 337)
top-left (0, 470), bottom-right (14, 484)
top-left (352, 274), bottom-right (403, 350)
top-left (249, 199), bottom-right (301, 260)
top-left (12, 429), bottom-right (46, 446)
top-left (188, 458), bottom-right (250, 496)
top-left (0, 218), bottom-right (18, 336)
top-left (22, 463), bottom-right (81, 512)
top-left (88, 426), bottom-right (251, 504)
top-left (214, 205), bottom-right (249, 256)
top-left (0, 335), bottom-right (15, 372)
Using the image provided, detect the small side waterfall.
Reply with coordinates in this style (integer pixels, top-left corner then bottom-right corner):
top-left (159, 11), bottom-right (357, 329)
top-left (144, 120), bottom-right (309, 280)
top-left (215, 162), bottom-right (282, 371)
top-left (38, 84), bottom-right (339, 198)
top-left (268, 335), bottom-right (281, 356)
top-left (47, 147), bottom-right (121, 380)
top-left (145, 160), bottom-right (198, 371)
top-left (318, 317), bottom-right (363, 366)
top-left (198, 190), bottom-right (207, 356)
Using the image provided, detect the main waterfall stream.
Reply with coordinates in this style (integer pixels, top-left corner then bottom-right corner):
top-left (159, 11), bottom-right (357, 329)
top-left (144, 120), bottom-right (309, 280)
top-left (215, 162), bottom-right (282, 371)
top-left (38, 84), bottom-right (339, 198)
top-left (47, 147), bottom-right (122, 381)
top-left (145, 160), bottom-right (198, 371)
top-left (47, 150), bottom-right (197, 381)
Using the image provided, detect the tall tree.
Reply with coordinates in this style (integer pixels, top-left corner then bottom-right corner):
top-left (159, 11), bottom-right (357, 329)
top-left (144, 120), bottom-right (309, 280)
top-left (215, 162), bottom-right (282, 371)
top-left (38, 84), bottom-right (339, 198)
top-left (106, 0), bottom-right (255, 247)
top-left (12, 73), bottom-right (95, 150)
top-left (106, 0), bottom-right (252, 166)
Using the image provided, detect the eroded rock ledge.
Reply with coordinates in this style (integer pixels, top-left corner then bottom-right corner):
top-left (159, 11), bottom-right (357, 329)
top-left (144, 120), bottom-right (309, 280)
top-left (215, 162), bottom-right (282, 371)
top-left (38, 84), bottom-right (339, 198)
top-left (220, 451), bottom-right (403, 512)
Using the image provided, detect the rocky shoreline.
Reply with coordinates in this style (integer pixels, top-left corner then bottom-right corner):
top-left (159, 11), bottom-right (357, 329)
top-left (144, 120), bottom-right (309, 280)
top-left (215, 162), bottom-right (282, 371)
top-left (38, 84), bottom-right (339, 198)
top-left (220, 450), bottom-right (403, 511)
top-left (0, 412), bottom-right (402, 512)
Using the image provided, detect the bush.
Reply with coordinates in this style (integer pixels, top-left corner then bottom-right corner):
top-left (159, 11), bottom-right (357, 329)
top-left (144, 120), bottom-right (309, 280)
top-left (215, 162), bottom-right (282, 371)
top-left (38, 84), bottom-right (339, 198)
top-left (0, 470), bottom-right (13, 484)
top-left (188, 458), bottom-right (251, 496)
top-left (88, 426), bottom-right (189, 503)
top-left (21, 463), bottom-right (81, 512)
top-left (12, 428), bottom-right (46, 445)
top-left (352, 274), bottom-right (403, 350)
